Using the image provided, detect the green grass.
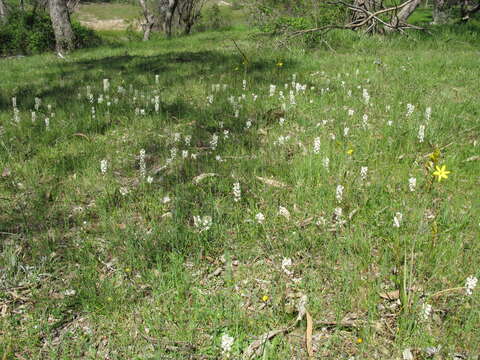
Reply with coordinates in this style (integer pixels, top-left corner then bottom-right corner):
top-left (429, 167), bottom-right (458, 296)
top-left (1, 25), bottom-right (479, 359)
top-left (75, 2), bottom-right (141, 22)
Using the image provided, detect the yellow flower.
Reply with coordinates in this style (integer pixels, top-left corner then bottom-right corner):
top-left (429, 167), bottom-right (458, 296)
top-left (262, 295), bottom-right (269, 302)
top-left (347, 149), bottom-right (354, 155)
top-left (276, 61), bottom-right (283, 67)
top-left (125, 267), bottom-right (131, 273)
top-left (433, 165), bottom-right (451, 182)
top-left (429, 149), bottom-right (441, 163)
top-left (356, 338), bottom-right (363, 344)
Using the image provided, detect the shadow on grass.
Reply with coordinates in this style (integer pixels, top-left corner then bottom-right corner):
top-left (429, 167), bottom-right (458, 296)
top-left (0, 48), bottom-right (298, 251)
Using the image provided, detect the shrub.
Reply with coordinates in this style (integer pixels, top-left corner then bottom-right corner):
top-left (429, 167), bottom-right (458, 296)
top-left (195, 4), bottom-right (232, 32)
top-left (248, 0), bottom-right (347, 46)
top-left (0, 10), bottom-right (100, 56)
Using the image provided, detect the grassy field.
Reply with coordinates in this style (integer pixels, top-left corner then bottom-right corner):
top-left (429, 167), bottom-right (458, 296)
top-left (1, 20), bottom-right (480, 360)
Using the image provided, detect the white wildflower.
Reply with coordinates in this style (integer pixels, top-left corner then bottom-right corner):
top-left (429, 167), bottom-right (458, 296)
top-left (408, 177), bottom-right (416, 192)
top-left (155, 74), bottom-right (159, 84)
top-left (245, 120), bottom-right (252, 129)
top-left (425, 107), bottom-right (432, 122)
top-left (418, 125), bottom-right (425, 143)
top-left (45, 117), bottom-right (49, 129)
top-left (279, 117), bottom-right (285, 126)
top-left (162, 196), bottom-right (171, 204)
top-left (421, 303), bottom-right (432, 321)
top-left (233, 182), bottom-right (241, 202)
top-left (184, 135), bottom-right (192, 146)
top-left (281, 258), bottom-right (293, 276)
top-left (100, 159), bottom-right (108, 174)
top-left (34, 97), bottom-right (41, 110)
top-left (334, 207), bottom-right (343, 221)
top-left (221, 334), bottom-right (234, 356)
top-left (406, 103), bottom-right (415, 117)
top-left (362, 88), bottom-right (370, 105)
top-left (139, 149), bottom-right (146, 178)
top-left (182, 150), bottom-right (189, 159)
top-left (119, 187), bottom-right (129, 196)
top-left (193, 215), bottom-right (212, 232)
top-left (313, 137), bottom-right (321, 154)
top-left (31, 111), bottom-right (36, 123)
top-left (362, 114), bottom-right (369, 129)
top-left (323, 157), bottom-right (330, 171)
top-left (360, 166), bottom-right (368, 181)
top-left (103, 79), bottom-right (110, 92)
top-left (154, 96), bottom-right (160, 112)
top-left (344, 127), bottom-right (350, 137)
top-left (242, 79), bottom-right (247, 90)
top-left (278, 206), bottom-right (290, 220)
top-left (393, 212), bottom-right (403, 228)
top-left (465, 276), bottom-right (478, 296)
top-left (13, 108), bottom-right (20, 123)
top-left (336, 185), bottom-right (344, 203)
top-left (210, 134), bottom-right (218, 150)
top-left (289, 90), bottom-right (296, 105)
top-left (402, 348), bottom-right (414, 360)
top-left (269, 84), bottom-right (276, 97)
top-left (255, 213), bottom-right (265, 224)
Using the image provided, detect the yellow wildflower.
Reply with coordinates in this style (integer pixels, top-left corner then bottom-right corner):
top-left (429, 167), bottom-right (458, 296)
top-left (262, 295), bottom-right (269, 302)
top-left (356, 338), bottom-right (363, 344)
top-left (347, 149), bottom-right (354, 155)
top-left (429, 148), bottom-right (441, 163)
top-left (433, 165), bottom-right (451, 182)
top-left (276, 61), bottom-right (283, 67)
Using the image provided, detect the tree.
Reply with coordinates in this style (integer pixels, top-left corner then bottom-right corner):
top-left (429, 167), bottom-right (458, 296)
top-left (139, 0), bottom-right (156, 40)
top-left (160, 0), bottom-right (178, 37)
top-left (177, 0), bottom-right (205, 35)
top-left (0, 0), bottom-right (9, 24)
top-left (48, 0), bottom-right (75, 52)
top-left (432, 0), bottom-right (454, 24)
top-left (460, 0), bottom-right (480, 21)
top-left (386, 0), bottom-right (423, 31)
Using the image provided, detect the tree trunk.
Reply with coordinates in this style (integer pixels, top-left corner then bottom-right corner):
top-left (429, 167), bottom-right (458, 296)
top-left (386, 0), bottom-right (422, 30)
top-left (350, 0), bottom-right (382, 30)
top-left (0, 0), bottom-right (9, 24)
top-left (184, 21), bottom-right (192, 34)
top-left (432, 0), bottom-right (453, 24)
top-left (162, 0), bottom-right (178, 37)
top-left (138, 0), bottom-right (156, 41)
top-left (49, 0), bottom-right (75, 52)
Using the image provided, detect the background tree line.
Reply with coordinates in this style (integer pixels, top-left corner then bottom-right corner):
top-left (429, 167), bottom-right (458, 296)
top-left (0, 0), bottom-right (478, 55)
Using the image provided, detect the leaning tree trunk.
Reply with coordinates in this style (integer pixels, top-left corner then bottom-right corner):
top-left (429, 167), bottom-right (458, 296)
top-left (0, 0), bottom-right (9, 24)
top-left (432, 0), bottom-right (453, 24)
top-left (386, 0), bottom-right (422, 31)
top-left (49, 0), bottom-right (75, 52)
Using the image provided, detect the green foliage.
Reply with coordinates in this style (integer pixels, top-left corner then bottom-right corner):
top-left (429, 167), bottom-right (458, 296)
top-left (248, 0), bottom-right (347, 45)
top-left (195, 4), bottom-right (232, 32)
top-left (125, 20), bottom-right (143, 41)
top-left (0, 10), bottom-right (100, 55)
